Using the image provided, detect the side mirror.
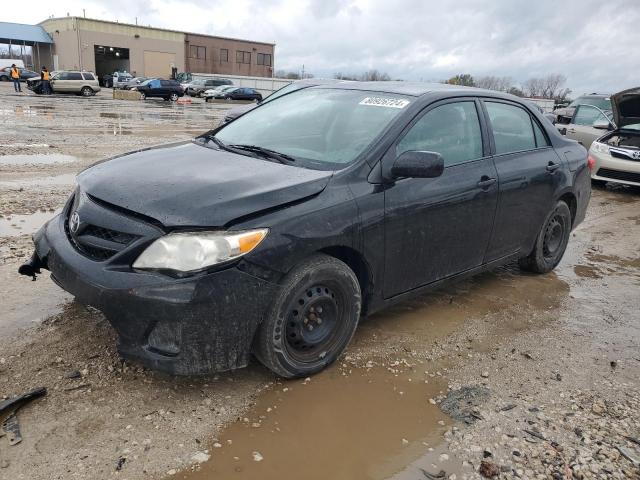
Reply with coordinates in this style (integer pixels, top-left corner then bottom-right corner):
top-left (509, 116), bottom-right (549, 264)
top-left (592, 119), bottom-right (611, 130)
top-left (391, 151), bottom-right (444, 179)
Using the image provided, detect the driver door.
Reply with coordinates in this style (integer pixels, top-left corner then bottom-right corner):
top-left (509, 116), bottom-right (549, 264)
top-left (565, 105), bottom-right (611, 149)
top-left (383, 99), bottom-right (498, 298)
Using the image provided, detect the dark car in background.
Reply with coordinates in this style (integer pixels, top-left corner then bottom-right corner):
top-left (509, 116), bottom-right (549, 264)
top-left (213, 87), bottom-right (262, 102)
top-left (187, 78), bottom-right (233, 97)
top-left (121, 77), bottom-right (147, 90)
top-left (136, 78), bottom-right (184, 101)
top-left (22, 82), bottom-right (590, 379)
top-left (220, 78), bottom-right (343, 124)
top-left (0, 67), bottom-right (39, 81)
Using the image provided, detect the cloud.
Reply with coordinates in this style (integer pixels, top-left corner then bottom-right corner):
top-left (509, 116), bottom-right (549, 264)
top-left (6, 0), bottom-right (640, 95)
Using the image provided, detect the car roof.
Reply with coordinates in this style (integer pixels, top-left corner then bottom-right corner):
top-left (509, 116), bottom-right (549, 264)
top-left (307, 80), bottom-right (521, 100)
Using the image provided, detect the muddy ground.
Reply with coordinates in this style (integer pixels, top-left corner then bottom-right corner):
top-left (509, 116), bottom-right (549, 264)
top-left (0, 82), bottom-right (639, 480)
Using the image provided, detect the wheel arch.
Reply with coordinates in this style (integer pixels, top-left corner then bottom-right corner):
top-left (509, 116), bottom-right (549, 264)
top-left (557, 191), bottom-right (577, 227)
top-left (317, 245), bottom-right (372, 315)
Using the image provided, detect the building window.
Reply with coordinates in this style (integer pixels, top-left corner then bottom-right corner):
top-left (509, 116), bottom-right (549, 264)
top-left (236, 50), bottom-right (251, 64)
top-left (257, 53), bottom-right (272, 66)
top-left (189, 45), bottom-right (206, 59)
top-left (220, 48), bottom-right (229, 62)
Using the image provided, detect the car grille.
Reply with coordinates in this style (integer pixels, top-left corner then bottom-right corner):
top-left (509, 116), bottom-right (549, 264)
top-left (66, 222), bottom-right (139, 261)
top-left (597, 168), bottom-right (640, 184)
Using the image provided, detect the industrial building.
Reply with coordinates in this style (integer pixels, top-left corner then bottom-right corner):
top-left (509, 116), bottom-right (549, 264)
top-left (0, 17), bottom-right (275, 80)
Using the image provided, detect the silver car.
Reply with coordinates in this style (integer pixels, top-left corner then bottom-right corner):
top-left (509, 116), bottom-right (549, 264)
top-left (558, 103), bottom-right (614, 150)
top-left (588, 87), bottom-right (640, 187)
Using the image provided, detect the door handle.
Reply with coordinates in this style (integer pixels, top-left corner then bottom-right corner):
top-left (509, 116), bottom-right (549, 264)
top-left (477, 176), bottom-right (497, 188)
top-left (546, 162), bottom-right (560, 173)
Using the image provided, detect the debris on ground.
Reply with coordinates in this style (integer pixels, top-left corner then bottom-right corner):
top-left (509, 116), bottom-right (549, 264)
top-left (439, 386), bottom-right (490, 424)
top-left (0, 387), bottom-right (47, 446)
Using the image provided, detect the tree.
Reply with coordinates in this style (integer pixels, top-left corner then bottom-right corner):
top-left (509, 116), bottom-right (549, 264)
top-left (334, 70), bottom-right (392, 81)
top-left (523, 74), bottom-right (571, 101)
top-left (476, 75), bottom-right (513, 92)
top-left (446, 74), bottom-right (475, 87)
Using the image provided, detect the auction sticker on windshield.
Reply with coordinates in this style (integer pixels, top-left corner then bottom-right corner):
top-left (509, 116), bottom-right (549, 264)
top-left (359, 97), bottom-right (410, 108)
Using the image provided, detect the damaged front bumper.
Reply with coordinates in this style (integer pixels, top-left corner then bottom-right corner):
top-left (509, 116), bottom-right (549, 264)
top-left (25, 214), bottom-right (280, 375)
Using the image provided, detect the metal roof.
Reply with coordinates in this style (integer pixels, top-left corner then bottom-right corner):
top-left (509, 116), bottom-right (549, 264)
top-left (0, 22), bottom-right (52, 44)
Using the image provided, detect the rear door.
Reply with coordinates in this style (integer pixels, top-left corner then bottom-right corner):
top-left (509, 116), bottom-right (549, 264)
top-left (383, 98), bottom-right (499, 297)
top-left (67, 72), bottom-right (84, 93)
top-left (482, 99), bottom-right (563, 261)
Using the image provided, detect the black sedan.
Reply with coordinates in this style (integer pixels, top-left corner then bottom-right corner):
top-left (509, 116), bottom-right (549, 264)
top-left (0, 67), bottom-right (39, 81)
top-left (214, 87), bottom-right (262, 102)
top-left (135, 79), bottom-right (184, 101)
top-left (21, 82), bottom-right (590, 378)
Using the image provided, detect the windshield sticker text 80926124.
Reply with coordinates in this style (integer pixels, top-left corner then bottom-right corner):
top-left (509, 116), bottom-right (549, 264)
top-left (359, 97), bottom-right (410, 109)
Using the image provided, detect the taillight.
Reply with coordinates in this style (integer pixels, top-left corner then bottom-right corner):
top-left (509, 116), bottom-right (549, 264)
top-left (587, 156), bottom-right (596, 171)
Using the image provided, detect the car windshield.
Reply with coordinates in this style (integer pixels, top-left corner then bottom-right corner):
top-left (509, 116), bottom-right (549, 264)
top-left (261, 83), bottom-right (303, 103)
top-left (569, 96), bottom-right (611, 110)
top-left (192, 79), bottom-right (205, 85)
top-left (213, 88), bottom-right (411, 169)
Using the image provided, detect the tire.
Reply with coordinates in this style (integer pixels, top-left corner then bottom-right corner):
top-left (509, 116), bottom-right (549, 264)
top-left (0, 76), bottom-right (9, 82)
top-left (139, 92), bottom-right (146, 100)
top-left (254, 254), bottom-right (361, 378)
top-left (169, 92), bottom-right (179, 101)
top-left (205, 97), bottom-right (210, 103)
top-left (80, 86), bottom-right (93, 97)
top-left (519, 200), bottom-right (572, 274)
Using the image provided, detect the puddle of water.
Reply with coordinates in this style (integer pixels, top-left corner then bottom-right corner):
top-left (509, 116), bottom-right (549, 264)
top-left (0, 154), bottom-right (76, 165)
top-left (0, 209), bottom-right (61, 237)
top-left (0, 173), bottom-right (76, 188)
top-left (180, 367), bottom-right (451, 480)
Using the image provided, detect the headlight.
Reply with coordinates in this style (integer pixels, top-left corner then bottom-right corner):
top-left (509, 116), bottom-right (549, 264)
top-left (133, 229), bottom-right (268, 272)
top-left (591, 141), bottom-right (610, 155)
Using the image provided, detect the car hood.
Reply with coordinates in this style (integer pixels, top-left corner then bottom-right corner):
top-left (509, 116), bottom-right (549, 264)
top-left (77, 141), bottom-right (333, 227)
top-left (611, 87), bottom-right (640, 128)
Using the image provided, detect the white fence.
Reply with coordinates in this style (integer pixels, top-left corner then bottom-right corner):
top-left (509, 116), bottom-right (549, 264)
top-left (191, 73), bottom-right (292, 97)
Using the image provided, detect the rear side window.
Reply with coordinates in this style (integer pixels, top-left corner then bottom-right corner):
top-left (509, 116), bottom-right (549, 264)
top-left (486, 102), bottom-right (536, 154)
top-left (82, 73), bottom-right (95, 81)
top-left (532, 121), bottom-right (549, 147)
top-left (397, 101), bottom-right (483, 167)
top-left (67, 72), bottom-right (83, 80)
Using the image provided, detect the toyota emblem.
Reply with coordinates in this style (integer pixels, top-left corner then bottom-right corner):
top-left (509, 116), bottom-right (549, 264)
top-left (69, 212), bottom-right (80, 234)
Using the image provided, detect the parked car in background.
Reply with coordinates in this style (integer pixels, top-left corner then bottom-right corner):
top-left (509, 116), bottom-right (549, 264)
top-left (22, 82), bottom-right (590, 378)
top-left (187, 78), bottom-right (233, 97)
top-left (213, 87), bottom-right (262, 102)
top-left (554, 93), bottom-right (611, 124)
top-left (0, 66), bottom-right (39, 82)
top-left (557, 104), bottom-right (614, 150)
top-left (27, 71), bottom-right (100, 96)
top-left (219, 79), bottom-right (342, 124)
top-left (528, 102), bottom-right (556, 124)
top-left (121, 77), bottom-right (148, 90)
top-left (102, 71), bottom-right (132, 88)
top-left (203, 85), bottom-right (237, 102)
top-left (588, 87), bottom-right (640, 187)
top-left (136, 78), bottom-right (184, 101)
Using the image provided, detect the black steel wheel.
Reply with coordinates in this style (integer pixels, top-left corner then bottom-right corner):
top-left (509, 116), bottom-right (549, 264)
top-left (254, 254), bottom-right (361, 378)
top-left (519, 200), bottom-right (571, 273)
top-left (170, 92), bottom-right (179, 101)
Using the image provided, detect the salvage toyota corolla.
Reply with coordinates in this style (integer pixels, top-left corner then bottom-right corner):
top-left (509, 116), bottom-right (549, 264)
top-left (20, 82), bottom-right (591, 378)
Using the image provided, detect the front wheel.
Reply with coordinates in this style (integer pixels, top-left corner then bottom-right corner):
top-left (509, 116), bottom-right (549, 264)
top-left (139, 92), bottom-right (146, 100)
top-left (169, 92), bottom-right (179, 101)
top-left (519, 200), bottom-right (571, 274)
top-left (253, 254), bottom-right (361, 378)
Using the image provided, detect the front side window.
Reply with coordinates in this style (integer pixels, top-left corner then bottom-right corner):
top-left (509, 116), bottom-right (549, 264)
top-left (573, 105), bottom-right (609, 126)
top-left (397, 101), bottom-right (483, 167)
top-left (214, 88), bottom-right (411, 169)
top-left (486, 102), bottom-right (536, 154)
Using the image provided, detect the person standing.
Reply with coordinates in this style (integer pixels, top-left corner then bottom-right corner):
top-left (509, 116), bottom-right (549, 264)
top-left (10, 64), bottom-right (21, 92)
top-left (41, 66), bottom-right (51, 95)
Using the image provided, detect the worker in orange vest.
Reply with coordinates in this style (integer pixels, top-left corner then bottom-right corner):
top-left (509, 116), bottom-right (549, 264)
top-left (40, 66), bottom-right (51, 95)
top-left (10, 64), bottom-right (21, 93)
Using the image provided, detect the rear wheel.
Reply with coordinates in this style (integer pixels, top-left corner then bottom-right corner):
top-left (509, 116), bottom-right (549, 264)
top-left (169, 92), bottom-right (179, 101)
top-left (254, 254), bottom-right (361, 378)
top-left (519, 200), bottom-right (571, 274)
top-left (80, 86), bottom-right (93, 97)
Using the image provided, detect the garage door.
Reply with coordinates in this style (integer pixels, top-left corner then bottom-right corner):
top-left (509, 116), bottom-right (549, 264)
top-left (143, 51), bottom-right (176, 78)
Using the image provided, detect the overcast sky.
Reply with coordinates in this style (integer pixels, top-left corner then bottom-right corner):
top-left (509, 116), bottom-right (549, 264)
top-left (6, 0), bottom-right (639, 96)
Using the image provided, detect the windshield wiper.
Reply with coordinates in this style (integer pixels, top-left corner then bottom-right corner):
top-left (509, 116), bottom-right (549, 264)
top-left (227, 144), bottom-right (297, 164)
